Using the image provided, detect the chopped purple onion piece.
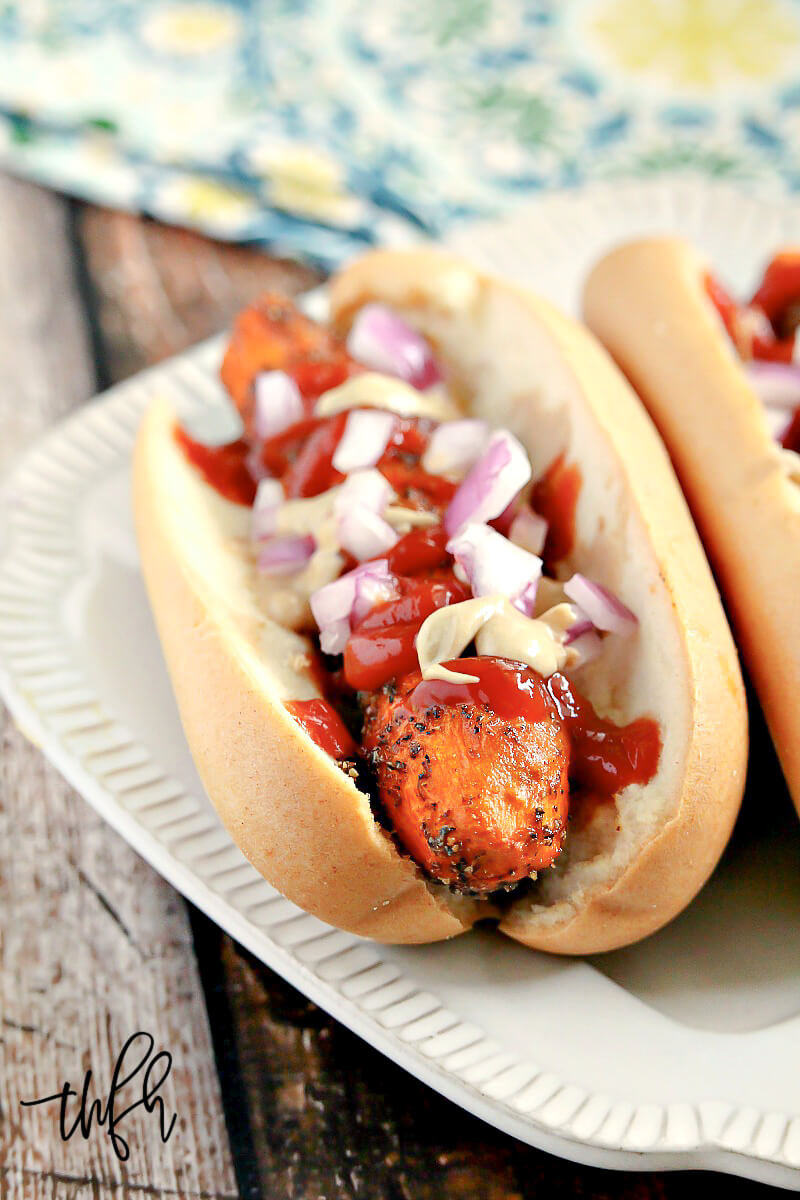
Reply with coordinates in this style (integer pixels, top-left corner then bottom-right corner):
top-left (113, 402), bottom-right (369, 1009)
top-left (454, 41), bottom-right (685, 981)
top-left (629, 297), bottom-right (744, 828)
top-left (346, 303), bottom-right (441, 390)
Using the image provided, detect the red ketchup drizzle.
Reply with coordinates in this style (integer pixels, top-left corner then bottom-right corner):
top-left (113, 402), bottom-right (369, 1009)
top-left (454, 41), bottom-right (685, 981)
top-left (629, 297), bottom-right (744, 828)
top-left (545, 671), bottom-right (661, 800)
top-left (344, 573), bottom-right (470, 692)
top-left (782, 407), bottom-right (800, 454)
top-left (404, 657), bottom-right (554, 724)
top-left (378, 459), bottom-right (457, 509)
top-left (752, 336), bottom-right (794, 364)
top-left (383, 525), bottom-right (450, 575)
top-left (751, 251), bottom-right (800, 327)
top-left (380, 417), bottom-right (431, 460)
top-left (704, 272), bottom-right (741, 344)
top-left (751, 252), bottom-right (800, 359)
top-left (706, 261), bottom-right (800, 425)
top-left (403, 657), bottom-right (661, 803)
top-left (531, 454), bottom-right (582, 568)
top-left (291, 357), bottom-right (353, 401)
top-left (259, 415), bottom-right (325, 477)
top-left (704, 272), bottom-right (785, 360)
top-left (280, 412), bottom-right (348, 498)
top-left (174, 428), bottom-right (256, 506)
top-left (285, 699), bottom-right (357, 760)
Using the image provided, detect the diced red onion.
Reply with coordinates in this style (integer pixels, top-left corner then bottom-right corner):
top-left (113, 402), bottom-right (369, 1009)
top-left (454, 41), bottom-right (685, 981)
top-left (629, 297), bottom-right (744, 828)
top-left (515, 578), bottom-right (539, 619)
top-left (421, 418), bottom-right (489, 477)
top-left (251, 478), bottom-right (284, 543)
top-left (509, 506), bottom-right (548, 557)
top-left (311, 570), bottom-right (359, 627)
top-left (444, 430), bottom-right (531, 537)
top-left (310, 560), bottom-right (396, 653)
top-left (351, 561), bottom-right (398, 624)
top-left (253, 370), bottom-right (304, 440)
top-left (333, 468), bottom-right (394, 518)
top-left (331, 409), bottom-right (396, 473)
top-left (564, 574), bottom-right (638, 636)
top-left (346, 303), bottom-right (442, 390)
top-left (446, 522), bottom-right (541, 615)
top-left (257, 533), bottom-right (315, 576)
top-left (490, 497), bottom-right (519, 537)
top-left (310, 578), bottom-right (356, 655)
top-left (744, 361), bottom-right (800, 409)
top-left (563, 607), bottom-right (594, 645)
top-left (316, 617), bottom-right (350, 656)
top-left (568, 629), bottom-right (604, 668)
top-left (245, 442), bottom-right (271, 483)
top-left (338, 506), bottom-right (398, 561)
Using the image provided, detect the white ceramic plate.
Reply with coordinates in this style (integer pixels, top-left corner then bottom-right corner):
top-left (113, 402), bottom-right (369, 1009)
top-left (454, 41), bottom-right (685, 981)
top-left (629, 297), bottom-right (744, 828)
top-left (2, 178), bottom-right (800, 1188)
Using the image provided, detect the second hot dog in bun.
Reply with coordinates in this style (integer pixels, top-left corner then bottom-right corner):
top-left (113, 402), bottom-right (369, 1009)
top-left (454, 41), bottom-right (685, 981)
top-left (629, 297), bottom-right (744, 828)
top-left (133, 248), bottom-right (746, 953)
top-left (584, 238), bottom-right (800, 818)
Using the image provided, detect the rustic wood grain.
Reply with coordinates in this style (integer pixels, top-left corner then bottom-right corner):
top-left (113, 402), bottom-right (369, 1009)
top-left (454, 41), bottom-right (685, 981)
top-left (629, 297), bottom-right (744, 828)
top-left (0, 175), bottom-right (237, 1200)
top-left (218, 936), bottom-right (770, 1200)
top-left (78, 207), bottom-right (319, 379)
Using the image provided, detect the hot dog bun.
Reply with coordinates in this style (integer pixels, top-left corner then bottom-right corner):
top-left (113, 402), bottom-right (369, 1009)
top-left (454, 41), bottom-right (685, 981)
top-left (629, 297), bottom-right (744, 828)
top-left (133, 248), bottom-right (746, 952)
top-left (583, 237), bottom-right (800, 819)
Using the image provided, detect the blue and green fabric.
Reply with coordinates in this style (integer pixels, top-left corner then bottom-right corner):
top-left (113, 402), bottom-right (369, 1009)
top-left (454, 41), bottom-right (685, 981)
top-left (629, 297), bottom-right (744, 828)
top-left (1, 0), bottom-right (798, 266)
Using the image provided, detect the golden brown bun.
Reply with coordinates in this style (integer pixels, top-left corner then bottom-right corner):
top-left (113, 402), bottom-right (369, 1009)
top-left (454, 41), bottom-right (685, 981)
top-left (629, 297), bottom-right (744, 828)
top-left (331, 250), bottom-right (746, 954)
top-left (584, 237), bottom-right (800, 819)
top-left (134, 400), bottom-right (475, 943)
top-left (134, 248), bottom-right (747, 952)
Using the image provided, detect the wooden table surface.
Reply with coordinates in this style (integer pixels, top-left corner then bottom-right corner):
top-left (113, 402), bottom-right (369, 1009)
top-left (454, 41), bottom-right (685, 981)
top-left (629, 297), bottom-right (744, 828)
top-left (0, 171), bottom-right (773, 1200)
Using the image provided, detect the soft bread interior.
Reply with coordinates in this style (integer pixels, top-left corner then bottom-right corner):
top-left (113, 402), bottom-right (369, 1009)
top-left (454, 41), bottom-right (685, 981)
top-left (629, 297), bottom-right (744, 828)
top-left (134, 398), bottom-right (480, 943)
top-left (330, 251), bottom-right (746, 953)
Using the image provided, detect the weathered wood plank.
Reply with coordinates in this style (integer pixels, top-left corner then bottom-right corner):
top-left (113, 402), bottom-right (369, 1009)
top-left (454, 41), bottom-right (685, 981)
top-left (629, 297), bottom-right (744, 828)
top-left (3, 1167), bottom-right (239, 1200)
top-left (0, 175), bottom-right (237, 1199)
top-left (79, 207), bottom-right (319, 378)
top-left (219, 936), bottom-right (771, 1200)
top-left (0, 189), bottom-right (93, 472)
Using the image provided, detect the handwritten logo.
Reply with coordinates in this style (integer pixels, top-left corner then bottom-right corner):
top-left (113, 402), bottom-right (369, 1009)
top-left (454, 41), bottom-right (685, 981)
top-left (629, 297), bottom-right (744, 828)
top-left (20, 1031), bottom-right (177, 1161)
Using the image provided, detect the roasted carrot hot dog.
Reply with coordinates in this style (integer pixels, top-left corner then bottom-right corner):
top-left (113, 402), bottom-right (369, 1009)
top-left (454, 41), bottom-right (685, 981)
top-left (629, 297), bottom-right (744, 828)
top-left (133, 249), bottom-right (746, 953)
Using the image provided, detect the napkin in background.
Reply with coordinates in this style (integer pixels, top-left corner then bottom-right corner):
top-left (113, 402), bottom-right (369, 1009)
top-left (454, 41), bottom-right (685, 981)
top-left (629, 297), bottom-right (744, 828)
top-left (0, 0), bottom-right (798, 267)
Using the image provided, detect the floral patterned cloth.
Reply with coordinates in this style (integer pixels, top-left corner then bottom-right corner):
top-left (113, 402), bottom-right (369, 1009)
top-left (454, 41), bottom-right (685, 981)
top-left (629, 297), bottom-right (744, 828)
top-left (1, 0), bottom-right (798, 267)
